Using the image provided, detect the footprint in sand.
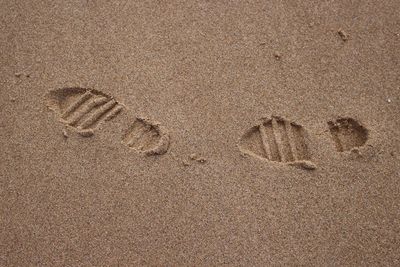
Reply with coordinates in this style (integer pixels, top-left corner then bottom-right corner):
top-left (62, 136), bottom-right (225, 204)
top-left (238, 116), bottom-right (316, 170)
top-left (327, 117), bottom-right (368, 152)
top-left (239, 116), bottom-right (370, 169)
top-left (45, 87), bottom-right (170, 155)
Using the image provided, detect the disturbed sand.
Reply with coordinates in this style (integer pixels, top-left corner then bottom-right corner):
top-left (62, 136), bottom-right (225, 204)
top-left (1, 0), bottom-right (400, 265)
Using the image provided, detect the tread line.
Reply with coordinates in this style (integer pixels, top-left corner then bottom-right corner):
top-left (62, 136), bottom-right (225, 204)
top-left (259, 124), bottom-right (272, 160)
top-left (285, 120), bottom-right (298, 161)
top-left (271, 118), bottom-right (285, 162)
top-left (67, 96), bottom-right (109, 125)
top-left (79, 100), bottom-right (117, 129)
top-left (61, 91), bottom-right (93, 118)
top-left (104, 105), bottom-right (124, 121)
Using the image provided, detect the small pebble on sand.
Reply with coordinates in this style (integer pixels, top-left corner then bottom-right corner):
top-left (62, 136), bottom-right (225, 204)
top-left (189, 153), bottom-right (207, 163)
top-left (338, 29), bottom-right (349, 41)
top-left (62, 129), bottom-right (69, 139)
top-left (273, 52), bottom-right (281, 60)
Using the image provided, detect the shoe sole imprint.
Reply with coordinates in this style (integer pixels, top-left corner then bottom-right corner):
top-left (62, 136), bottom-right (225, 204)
top-left (239, 116), bottom-right (316, 170)
top-left (46, 87), bottom-right (170, 155)
top-left (122, 117), bottom-right (170, 155)
top-left (327, 117), bottom-right (368, 152)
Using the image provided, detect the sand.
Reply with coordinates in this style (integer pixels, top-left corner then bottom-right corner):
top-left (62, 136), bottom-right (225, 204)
top-left (1, 0), bottom-right (399, 265)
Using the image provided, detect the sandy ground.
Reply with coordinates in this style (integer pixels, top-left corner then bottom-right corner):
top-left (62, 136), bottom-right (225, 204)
top-left (1, 0), bottom-right (400, 265)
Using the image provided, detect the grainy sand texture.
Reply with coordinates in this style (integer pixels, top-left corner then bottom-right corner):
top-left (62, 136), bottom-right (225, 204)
top-left (1, 0), bottom-right (399, 266)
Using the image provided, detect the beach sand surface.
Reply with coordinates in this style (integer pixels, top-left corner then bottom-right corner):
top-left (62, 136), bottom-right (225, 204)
top-left (1, 0), bottom-right (399, 265)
